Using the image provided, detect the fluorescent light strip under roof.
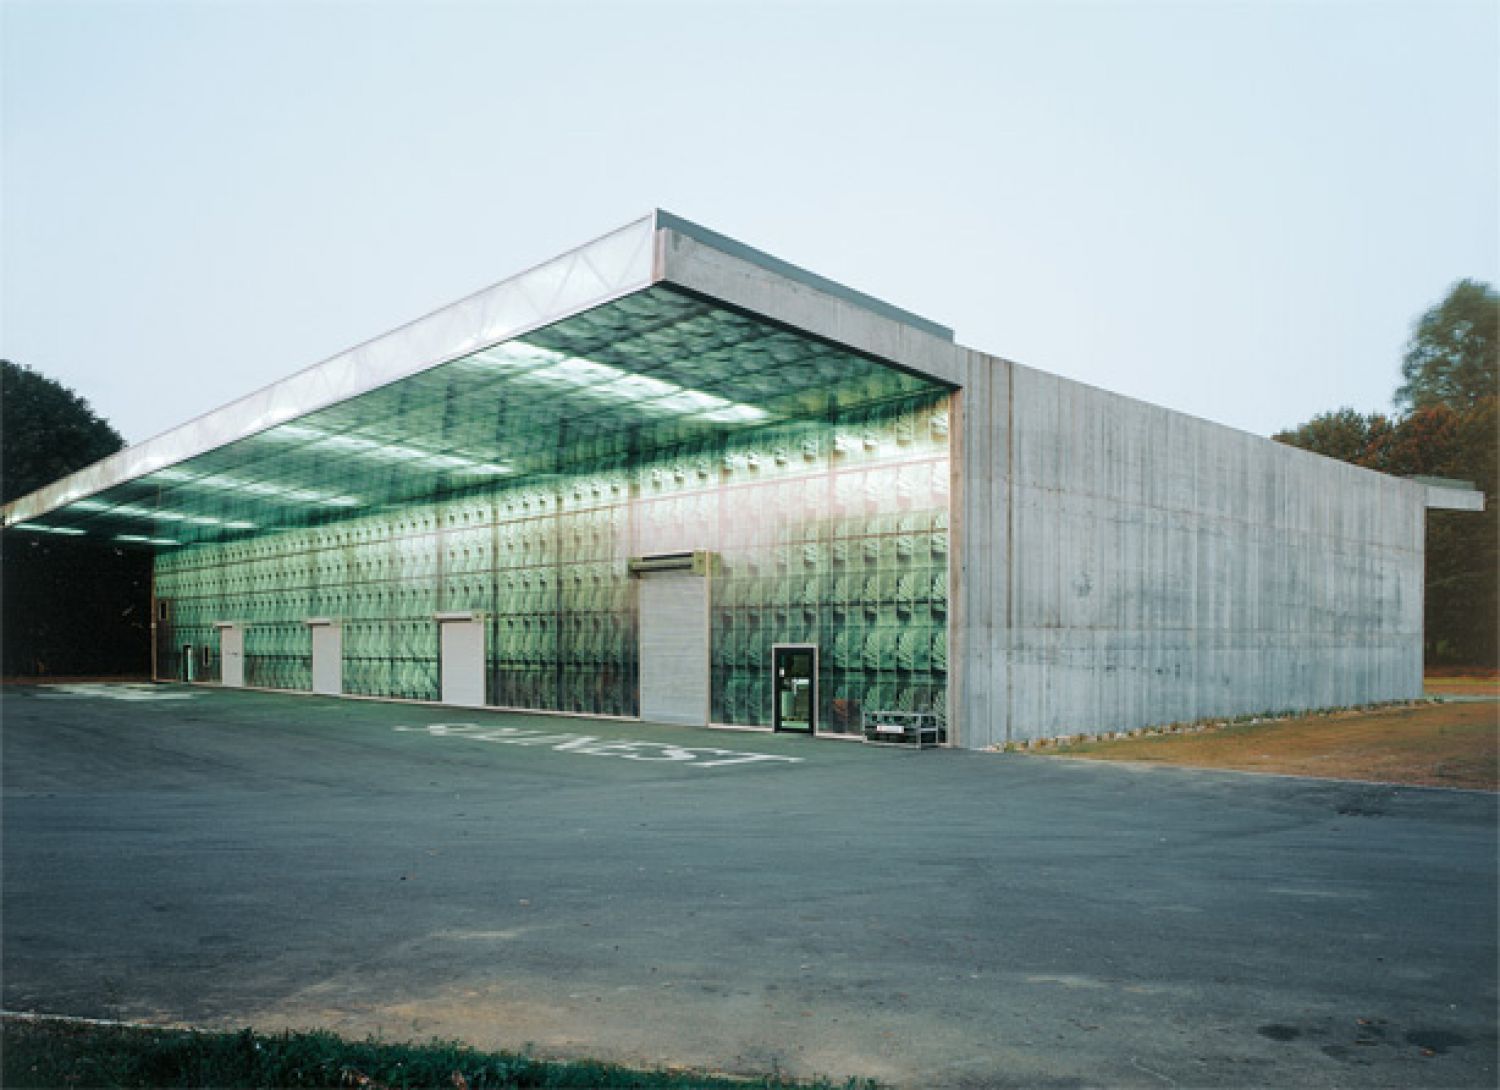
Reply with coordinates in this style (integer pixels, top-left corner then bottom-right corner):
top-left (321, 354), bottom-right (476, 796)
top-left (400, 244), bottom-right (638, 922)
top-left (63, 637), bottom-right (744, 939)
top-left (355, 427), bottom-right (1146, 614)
top-left (458, 342), bottom-right (771, 423)
top-left (264, 426), bottom-right (511, 476)
top-left (66, 498), bottom-right (257, 531)
top-left (22, 337), bottom-right (777, 539)
top-left (150, 467), bottom-right (362, 507)
top-left (11, 523), bottom-right (86, 536)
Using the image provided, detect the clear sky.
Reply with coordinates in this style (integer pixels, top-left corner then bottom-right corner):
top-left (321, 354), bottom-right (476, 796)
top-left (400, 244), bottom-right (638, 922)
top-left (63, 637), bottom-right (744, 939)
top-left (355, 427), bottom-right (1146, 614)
top-left (3, 0), bottom-right (1496, 447)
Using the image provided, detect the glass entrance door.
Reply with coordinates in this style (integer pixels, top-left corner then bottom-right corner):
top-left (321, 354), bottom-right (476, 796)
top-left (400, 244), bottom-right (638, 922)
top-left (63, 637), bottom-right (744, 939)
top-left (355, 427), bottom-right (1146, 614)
top-left (772, 645), bottom-right (816, 733)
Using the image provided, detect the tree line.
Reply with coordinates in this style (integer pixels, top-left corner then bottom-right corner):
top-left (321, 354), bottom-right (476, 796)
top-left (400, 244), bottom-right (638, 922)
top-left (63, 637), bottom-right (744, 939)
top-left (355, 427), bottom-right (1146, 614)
top-left (1273, 279), bottom-right (1498, 667)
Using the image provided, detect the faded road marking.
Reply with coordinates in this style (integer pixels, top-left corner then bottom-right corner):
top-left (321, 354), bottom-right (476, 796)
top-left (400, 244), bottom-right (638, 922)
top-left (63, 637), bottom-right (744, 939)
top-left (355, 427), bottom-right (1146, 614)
top-left (33, 684), bottom-right (197, 702)
top-left (1266, 887), bottom-right (1370, 900)
top-left (393, 723), bottom-right (804, 769)
top-left (1025, 974), bottom-right (1165, 995)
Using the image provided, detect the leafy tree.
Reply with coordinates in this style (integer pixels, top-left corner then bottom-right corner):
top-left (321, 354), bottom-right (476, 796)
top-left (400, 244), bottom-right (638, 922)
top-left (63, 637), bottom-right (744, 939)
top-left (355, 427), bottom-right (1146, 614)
top-left (1, 360), bottom-right (124, 502)
top-left (1274, 404), bottom-right (1470, 478)
top-left (1396, 279), bottom-right (1499, 412)
top-left (1276, 282), bottom-right (1499, 667)
top-left (1, 360), bottom-right (150, 676)
top-left (1272, 408), bottom-right (1382, 465)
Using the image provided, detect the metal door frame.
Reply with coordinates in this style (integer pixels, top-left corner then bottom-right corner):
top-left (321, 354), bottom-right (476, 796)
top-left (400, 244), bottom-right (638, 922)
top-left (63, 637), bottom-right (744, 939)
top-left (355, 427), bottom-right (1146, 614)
top-left (771, 642), bottom-right (818, 734)
top-left (214, 621), bottom-right (244, 687)
top-left (436, 611), bottom-right (487, 708)
top-left (307, 618), bottom-right (342, 696)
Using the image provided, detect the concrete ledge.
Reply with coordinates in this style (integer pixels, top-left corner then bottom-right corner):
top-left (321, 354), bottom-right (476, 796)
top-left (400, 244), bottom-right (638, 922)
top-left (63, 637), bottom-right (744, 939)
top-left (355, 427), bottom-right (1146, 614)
top-left (1421, 482), bottom-right (1486, 512)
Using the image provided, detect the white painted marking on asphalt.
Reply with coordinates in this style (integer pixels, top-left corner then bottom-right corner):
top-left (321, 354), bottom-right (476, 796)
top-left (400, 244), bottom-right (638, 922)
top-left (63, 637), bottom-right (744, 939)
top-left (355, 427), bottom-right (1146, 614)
top-left (1024, 974), bottom-right (1169, 996)
top-left (392, 723), bottom-right (803, 769)
top-left (32, 684), bottom-right (197, 702)
top-left (1266, 887), bottom-right (1369, 899)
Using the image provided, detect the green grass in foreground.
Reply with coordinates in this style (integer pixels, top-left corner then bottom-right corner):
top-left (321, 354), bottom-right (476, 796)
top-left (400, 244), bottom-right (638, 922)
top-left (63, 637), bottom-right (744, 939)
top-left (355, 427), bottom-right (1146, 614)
top-left (1, 1017), bottom-right (876, 1090)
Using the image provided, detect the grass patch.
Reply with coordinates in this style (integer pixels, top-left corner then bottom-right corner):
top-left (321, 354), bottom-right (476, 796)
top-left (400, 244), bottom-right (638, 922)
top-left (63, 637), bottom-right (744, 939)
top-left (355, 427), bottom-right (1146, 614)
top-left (1, 1016), bottom-right (874, 1090)
top-left (1424, 669), bottom-right (1500, 697)
top-left (1039, 701), bottom-right (1498, 790)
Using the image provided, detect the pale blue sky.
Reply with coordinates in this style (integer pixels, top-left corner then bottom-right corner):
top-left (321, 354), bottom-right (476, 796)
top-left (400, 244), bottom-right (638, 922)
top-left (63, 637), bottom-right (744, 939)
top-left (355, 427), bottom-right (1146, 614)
top-left (3, 0), bottom-right (1496, 446)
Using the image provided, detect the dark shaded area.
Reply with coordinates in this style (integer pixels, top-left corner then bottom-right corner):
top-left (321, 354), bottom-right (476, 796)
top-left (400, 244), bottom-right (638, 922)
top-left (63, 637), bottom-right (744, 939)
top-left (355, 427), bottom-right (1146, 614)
top-left (1, 534), bottom-right (151, 677)
top-left (1258, 1024), bottom-right (1301, 1042)
top-left (1, 360), bottom-right (151, 677)
top-left (1406, 1029), bottom-right (1470, 1056)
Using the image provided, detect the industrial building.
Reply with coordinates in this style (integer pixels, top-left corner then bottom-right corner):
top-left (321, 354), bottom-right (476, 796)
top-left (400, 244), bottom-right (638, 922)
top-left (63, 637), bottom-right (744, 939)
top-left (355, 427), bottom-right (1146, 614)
top-left (2, 212), bottom-right (1481, 746)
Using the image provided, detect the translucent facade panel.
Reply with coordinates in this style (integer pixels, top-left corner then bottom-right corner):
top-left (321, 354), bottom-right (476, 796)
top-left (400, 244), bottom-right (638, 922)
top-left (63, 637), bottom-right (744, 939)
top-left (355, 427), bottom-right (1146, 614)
top-left (26, 288), bottom-right (940, 549)
top-left (685, 395), bottom-right (950, 732)
top-left (146, 287), bottom-right (952, 732)
top-left (155, 389), bottom-right (950, 731)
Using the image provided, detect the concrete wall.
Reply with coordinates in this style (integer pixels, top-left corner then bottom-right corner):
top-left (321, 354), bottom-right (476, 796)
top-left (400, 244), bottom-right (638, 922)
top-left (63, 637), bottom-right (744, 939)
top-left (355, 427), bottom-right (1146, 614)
top-left (956, 355), bottom-right (1426, 747)
top-left (656, 220), bottom-right (1429, 749)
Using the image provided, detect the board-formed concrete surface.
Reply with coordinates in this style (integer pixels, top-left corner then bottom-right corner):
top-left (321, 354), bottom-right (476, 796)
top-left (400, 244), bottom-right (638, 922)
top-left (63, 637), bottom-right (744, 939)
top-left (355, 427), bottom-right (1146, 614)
top-left (3, 685), bottom-right (1495, 1088)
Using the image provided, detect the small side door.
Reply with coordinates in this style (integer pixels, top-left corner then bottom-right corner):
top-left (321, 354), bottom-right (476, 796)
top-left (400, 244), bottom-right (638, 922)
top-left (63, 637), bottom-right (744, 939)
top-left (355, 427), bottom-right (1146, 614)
top-left (772, 644), bottom-right (817, 733)
top-left (310, 621), bottom-right (342, 696)
top-left (219, 625), bottom-right (245, 687)
top-left (439, 615), bottom-right (486, 708)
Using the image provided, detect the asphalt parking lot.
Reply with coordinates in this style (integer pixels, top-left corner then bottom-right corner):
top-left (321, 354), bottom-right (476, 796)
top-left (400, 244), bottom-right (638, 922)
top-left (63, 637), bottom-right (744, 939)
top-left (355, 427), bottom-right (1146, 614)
top-left (3, 684), bottom-right (1496, 1088)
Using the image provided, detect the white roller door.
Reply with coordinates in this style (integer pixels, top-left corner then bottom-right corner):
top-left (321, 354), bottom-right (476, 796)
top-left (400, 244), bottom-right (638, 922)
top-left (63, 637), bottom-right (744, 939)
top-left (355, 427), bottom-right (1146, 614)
top-left (638, 571), bottom-right (709, 726)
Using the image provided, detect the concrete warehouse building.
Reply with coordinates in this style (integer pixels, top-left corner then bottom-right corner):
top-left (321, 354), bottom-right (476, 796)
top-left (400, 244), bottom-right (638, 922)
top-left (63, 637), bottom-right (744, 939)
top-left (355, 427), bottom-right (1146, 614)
top-left (2, 212), bottom-right (1483, 747)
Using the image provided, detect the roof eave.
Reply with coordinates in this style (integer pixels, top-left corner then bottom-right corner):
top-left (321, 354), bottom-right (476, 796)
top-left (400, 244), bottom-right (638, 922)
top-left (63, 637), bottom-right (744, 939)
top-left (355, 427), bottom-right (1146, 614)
top-left (4, 210), bottom-right (963, 532)
top-left (3, 214), bottom-right (660, 529)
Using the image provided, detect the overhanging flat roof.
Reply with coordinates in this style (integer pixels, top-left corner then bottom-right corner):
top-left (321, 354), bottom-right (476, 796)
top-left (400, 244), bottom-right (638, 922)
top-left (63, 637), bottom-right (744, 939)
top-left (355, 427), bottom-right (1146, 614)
top-left (2, 212), bottom-right (959, 547)
top-left (655, 211), bottom-right (953, 341)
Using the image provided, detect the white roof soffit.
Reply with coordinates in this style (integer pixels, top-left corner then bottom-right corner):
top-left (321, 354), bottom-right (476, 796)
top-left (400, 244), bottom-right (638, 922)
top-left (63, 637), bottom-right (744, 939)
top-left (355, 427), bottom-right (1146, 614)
top-left (3, 209), bottom-right (962, 530)
top-left (3, 215), bottom-right (658, 528)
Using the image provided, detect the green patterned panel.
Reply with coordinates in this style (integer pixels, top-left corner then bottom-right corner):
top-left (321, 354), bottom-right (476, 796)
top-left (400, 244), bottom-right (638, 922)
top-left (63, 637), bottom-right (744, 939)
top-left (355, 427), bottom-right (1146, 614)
top-left (156, 387), bottom-right (947, 728)
top-left (149, 290), bottom-right (950, 730)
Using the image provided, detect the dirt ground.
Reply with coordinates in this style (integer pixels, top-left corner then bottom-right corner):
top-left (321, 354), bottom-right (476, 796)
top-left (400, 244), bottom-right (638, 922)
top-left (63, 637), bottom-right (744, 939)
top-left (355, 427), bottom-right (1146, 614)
top-left (1048, 696), bottom-right (1499, 791)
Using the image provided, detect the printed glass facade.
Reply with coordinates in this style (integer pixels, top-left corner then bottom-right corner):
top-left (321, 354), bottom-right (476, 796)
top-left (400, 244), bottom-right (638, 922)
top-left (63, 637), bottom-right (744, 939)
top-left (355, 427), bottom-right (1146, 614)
top-left (144, 287), bottom-right (952, 733)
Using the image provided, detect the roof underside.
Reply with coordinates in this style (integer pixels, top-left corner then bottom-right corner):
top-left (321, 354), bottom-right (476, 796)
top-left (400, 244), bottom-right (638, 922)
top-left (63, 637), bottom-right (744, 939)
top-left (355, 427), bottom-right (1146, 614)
top-left (6, 285), bottom-right (948, 549)
top-left (3, 212), bottom-right (961, 548)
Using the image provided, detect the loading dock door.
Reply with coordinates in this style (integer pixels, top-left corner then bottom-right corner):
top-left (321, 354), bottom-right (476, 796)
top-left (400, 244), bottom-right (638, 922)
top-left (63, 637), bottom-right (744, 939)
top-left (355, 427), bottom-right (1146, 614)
top-left (218, 625), bottom-right (244, 688)
top-left (638, 571), bottom-right (709, 726)
top-left (310, 623), bottom-right (342, 696)
top-left (439, 616), bottom-right (486, 708)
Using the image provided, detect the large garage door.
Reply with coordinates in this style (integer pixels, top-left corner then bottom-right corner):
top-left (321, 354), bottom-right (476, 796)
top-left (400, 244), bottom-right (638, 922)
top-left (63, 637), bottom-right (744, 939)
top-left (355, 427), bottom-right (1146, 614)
top-left (638, 571), bottom-right (709, 726)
